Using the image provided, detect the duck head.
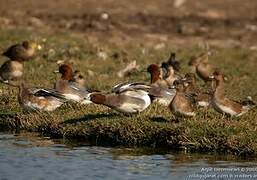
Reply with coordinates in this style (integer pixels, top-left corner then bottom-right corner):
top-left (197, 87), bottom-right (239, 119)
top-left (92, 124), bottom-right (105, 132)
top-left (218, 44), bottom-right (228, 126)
top-left (167, 52), bottom-right (180, 72)
top-left (173, 80), bottom-right (185, 92)
top-left (147, 64), bottom-right (161, 84)
top-left (22, 41), bottom-right (37, 51)
top-left (56, 64), bottom-right (73, 80)
top-left (90, 93), bottom-right (106, 104)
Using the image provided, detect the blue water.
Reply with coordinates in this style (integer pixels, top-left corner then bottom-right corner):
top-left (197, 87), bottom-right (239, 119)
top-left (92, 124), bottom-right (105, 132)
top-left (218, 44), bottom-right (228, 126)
top-left (0, 132), bottom-right (257, 180)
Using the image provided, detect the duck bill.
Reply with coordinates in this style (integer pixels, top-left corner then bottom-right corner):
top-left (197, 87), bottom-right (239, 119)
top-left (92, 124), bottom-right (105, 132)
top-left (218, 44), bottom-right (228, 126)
top-left (53, 70), bottom-right (59, 74)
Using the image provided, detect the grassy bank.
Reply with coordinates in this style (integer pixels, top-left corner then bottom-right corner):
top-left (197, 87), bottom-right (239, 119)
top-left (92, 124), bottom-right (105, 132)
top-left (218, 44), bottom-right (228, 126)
top-left (0, 29), bottom-right (257, 156)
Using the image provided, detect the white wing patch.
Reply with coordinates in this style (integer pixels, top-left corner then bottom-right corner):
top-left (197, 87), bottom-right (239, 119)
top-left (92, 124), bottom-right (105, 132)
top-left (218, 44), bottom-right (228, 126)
top-left (63, 93), bottom-right (82, 102)
top-left (117, 90), bottom-right (151, 113)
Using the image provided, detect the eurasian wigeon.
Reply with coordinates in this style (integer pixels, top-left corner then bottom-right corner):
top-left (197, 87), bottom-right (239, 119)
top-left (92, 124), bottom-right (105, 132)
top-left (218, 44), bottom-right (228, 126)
top-left (72, 70), bottom-right (86, 88)
top-left (147, 64), bottom-right (168, 87)
top-left (188, 52), bottom-right (215, 82)
top-left (146, 64), bottom-right (177, 106)
top-left (2, 41), bottom-right (37, 61)
top-left (9, 82), bottom-right (66, 111)
top-left (161, 52), bottom-right (180, 73)
top-left (183, 73), bottom-right (212, 108)
top-left (112, 82), bottom-right (151, 94)
top-left (169, 80), bottom-right (196, 117)
top-left (210, 70), bottom-right (255, 117)
top-left (112, 81), bottom-right (176, 106)
top-left (0, 60), bottom-right (23, 84)
top-left (90, 83), bottom-right (152, 114)
top-left (147, 63), bottom-right (181, 88)
top-left (54, 64), bottom-right (94, 104)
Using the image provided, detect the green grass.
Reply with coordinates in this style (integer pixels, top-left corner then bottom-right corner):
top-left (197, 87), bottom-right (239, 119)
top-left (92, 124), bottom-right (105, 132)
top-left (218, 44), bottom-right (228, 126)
top-left (0, 28), bottom-right (257, 156)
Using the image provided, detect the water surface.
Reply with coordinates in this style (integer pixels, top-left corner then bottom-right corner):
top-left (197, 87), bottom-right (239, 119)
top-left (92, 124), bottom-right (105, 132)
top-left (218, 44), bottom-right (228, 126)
top-left (0, 132), bottom-right (257, 180)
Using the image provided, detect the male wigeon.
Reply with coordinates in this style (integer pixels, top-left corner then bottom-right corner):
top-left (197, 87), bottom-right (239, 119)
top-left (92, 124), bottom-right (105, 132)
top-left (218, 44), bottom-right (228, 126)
top-left (146, 64), bottom-right (177, 106)
top-left (0, 60), bottom-right (23, 84)
top-left (112, 82), bottom-right (151, 94)
top-left (188, 52), bottom-right (215, 82)
top-left (210, 70), bottom-right (255, 117)
top-left (147, 64), bottom-right (168, 87)
top-left (169, 80), bottom-right (196, 117)
top-left (112, 82), bottom-right (175, 106)
top-left (9, 82), bottom-right (66, 111)
top-left (90, 83), bottom-right (152, 114)
top-left (183, 73), bottom-right (212, 108)
top-left (2, 41), bottom-right (37, 61)
top-left (54, 64), bottom-right (94, 104)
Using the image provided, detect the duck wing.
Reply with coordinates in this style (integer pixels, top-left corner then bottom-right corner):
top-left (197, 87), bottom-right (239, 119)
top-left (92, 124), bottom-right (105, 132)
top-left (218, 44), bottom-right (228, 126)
top-left (30, 88), bottom-right (67, 101)
top-left (112, 82), bottom-right (151, 94)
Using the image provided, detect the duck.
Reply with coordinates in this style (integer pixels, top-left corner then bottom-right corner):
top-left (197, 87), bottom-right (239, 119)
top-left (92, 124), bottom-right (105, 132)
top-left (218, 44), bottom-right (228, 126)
top-left (54, 64), bottom-right (94, 104)
top-left (146, 64), bottom-right (177, 106)
top-left (89, 83), bottom-right (152, 114)
top-left (188, 52), bottom-right (215, 82)
top-left (169, 80), bottom-right (196, 117)
top-left (147, 64), bottom-right (170, 87)
top-left (112, 82), bottom-right (152, 94)
top-left (72, 70), bottom-right (86, 88)
top-left (210, 70), bottom-right (255, 117)
top-left (183, 73), bottom-right (212, 108)
top-left (2, 41), bottom-right (37, 61)
top-left (161, 52), bottom-right (181, 73)
top-left (9, 81), bottom-right (66, 111)
top-left (0, 60), bottom-right (23, 84)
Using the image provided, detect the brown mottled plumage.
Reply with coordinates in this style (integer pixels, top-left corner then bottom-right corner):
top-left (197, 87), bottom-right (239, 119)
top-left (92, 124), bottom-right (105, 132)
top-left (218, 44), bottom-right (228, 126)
top-left (2, 41), bottom-right (37, 61)
top-left (9, 82), bottom-right (66, 111)
top-left (169, 80), bottom-right (196, 117)
top-left (183, 73), bottom-right (212, 107)
top-left (210, 70), bottom-right (255, 116)
top-left (188, 52), bottom-right (215, 82)
top-left (0, 60), bottom-right (23, 84)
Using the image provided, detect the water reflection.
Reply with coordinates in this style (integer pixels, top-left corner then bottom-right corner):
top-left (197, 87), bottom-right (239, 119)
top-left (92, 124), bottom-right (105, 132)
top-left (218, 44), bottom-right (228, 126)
top-left (0, 132), bottom-right (257, 180)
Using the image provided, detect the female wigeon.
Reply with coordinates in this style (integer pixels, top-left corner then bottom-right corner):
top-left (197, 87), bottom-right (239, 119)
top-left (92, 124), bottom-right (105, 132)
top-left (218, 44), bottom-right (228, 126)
top-left (210, 70), bottom-right (255, 117)
top-left (188, 52), bottom-right (215, 82)
top-left (54, 64), bottom-right (93, 104)
top-left (72, 70), bottom-right (85, 88)
top-left (90, 83), bottom-right (152, 114)
top-left (0, 60), bottom-right (23, 84)
top-left (169, 80), bottom-right (196, 117)
top-left (161, 52), bottom-right (180, 72)
top-left (2, 41), bottom-right (37, 61)
top-left (9, 82), bottom-right (67, 111)
top-left (183, 73), bottom-right (212, 108)
top-left (146, 64), bottom-right (177, 106)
